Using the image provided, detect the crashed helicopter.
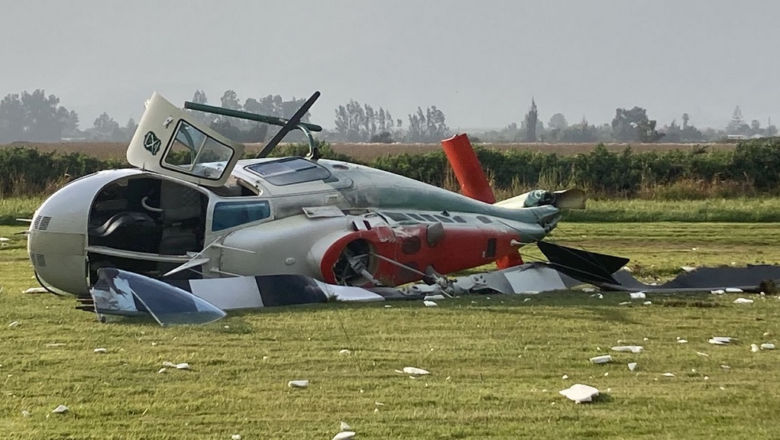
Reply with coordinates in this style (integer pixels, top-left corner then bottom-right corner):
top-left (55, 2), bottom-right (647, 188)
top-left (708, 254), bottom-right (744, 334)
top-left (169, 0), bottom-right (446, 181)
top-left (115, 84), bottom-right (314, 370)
top-left (25, 91), bottom-right (780, 325)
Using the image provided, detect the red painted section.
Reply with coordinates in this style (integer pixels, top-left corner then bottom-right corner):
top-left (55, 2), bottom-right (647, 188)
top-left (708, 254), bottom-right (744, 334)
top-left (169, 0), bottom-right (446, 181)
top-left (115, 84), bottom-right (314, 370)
top-left (319, 222), bottom-right (521, 287)
top-left (441, 133), bottom-right (496, 204)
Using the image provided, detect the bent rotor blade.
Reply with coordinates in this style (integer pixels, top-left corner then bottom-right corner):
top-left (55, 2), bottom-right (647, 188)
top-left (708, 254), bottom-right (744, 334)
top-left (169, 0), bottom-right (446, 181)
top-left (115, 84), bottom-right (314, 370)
top-left (256, 91), bottom-right (320, 159)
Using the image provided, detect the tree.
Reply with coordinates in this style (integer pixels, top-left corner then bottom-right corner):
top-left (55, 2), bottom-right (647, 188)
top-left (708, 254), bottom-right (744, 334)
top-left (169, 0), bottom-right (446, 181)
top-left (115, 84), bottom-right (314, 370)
top-left (548, 113), bottom-right (568, 130)
top-left (0, 90), bottom-right (76, 142)
top-left (611, 106), bottom-right (663, 143)
top-left (523, 98), bottom-right (538, 142)
top-left (220, 90), bottom-right (241, 111)
top-left (726, 105), bottom-right (745, 134)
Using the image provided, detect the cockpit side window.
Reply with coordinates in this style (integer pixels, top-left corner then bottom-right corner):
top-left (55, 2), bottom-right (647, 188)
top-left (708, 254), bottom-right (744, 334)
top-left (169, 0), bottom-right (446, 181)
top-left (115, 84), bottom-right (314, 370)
top-left (163, 120), bottom-right (235, 181)
top-left (212, 201), bottom-right (271, 232)
top-left (244, 157), bottom-right (331, 186)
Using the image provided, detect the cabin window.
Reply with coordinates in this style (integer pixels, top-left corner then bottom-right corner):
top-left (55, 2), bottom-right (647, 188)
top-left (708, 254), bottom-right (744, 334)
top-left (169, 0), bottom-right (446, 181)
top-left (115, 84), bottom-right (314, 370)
top-left (434, 214), bottom-right (454, 223)
top-left (244, 157), bottom-right (331, 186)
top-left (419, 214), bottom-right (437, 222)
top-left (383, 212), bottom-right (411, 222)
top-left (452, 216), bottom-right (466, 223)
top-left (212, 201), bottom-right (271, 231)
top-left (163, 120), bottom-right (234, 180)
top-left (406, 213), bottom-right (424, 221)
top-left (477, 215), bottom-right (493, 224)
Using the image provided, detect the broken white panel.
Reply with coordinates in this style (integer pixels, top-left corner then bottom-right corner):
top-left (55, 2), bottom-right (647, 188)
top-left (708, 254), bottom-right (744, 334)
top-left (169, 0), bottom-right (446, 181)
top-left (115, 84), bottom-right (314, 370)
top-left (189, 276), bottom-right (264, 309)
top-left (629, 292), bottom-right (647, 299)
top-left (726, 288), bottom-right (744, 293)
top-left (23, 287), bottom-right (47, 294)
top-left (628, 362), bottom-right (637, 372)
top-left (333, 432), bottom-right (356, 440)
top-left (733, 298), bottom-right (754, 304)
top-left (710, 336), bottom-right (736, 344)
top-left (51, 405), bottom-right (69, 414)
top-left (502, 265), bottom-right (568, 294)
top-left (315, 281), bottom-right (384, 302)
top-left (761, 343), bottom-right (775, 350)
top-left (423, 300), bottom-right (438, 307)
top-left (402, 367), bottom-right (430, 376)
top-left (559, 384), bottom-right (599, 403)
top-left (288, 380), bottom-right (309, 388)
top-left (589, 355), bottom-right (612, 364)
top-left (751, 344), bottom-right (759, 352)
top-left (611, 346), bottom-right (644, 353)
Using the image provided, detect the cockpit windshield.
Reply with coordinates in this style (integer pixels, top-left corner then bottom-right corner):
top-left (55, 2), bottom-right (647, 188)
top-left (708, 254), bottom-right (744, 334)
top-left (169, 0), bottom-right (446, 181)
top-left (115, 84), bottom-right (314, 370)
top-left (163, 121), bottom-right (235, 180)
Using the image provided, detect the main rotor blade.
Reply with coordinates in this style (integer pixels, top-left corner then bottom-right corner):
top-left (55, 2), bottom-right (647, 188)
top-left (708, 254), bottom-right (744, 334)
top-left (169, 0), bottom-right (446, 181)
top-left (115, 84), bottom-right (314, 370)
top-left (256, 91), bottom-right (320, 159)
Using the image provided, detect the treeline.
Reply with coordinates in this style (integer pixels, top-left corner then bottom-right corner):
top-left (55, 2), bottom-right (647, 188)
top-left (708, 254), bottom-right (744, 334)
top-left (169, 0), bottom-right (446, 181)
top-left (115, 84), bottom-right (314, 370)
top-left (2, 139), bottom-right (780, 199)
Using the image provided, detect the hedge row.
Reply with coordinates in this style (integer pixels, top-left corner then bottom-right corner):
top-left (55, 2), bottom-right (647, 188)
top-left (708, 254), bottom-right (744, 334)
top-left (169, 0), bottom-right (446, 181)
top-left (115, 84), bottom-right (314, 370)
top-left (1, 139), bottom-right (779, 198)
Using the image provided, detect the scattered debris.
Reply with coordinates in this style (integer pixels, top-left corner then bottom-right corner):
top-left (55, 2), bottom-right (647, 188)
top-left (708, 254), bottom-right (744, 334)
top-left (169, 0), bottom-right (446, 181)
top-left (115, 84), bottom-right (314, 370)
top-left (590, 293), bottom-right (604, 299)
top-left (628, 362), bottom-right (637, 372)
top-left (643, 301), bottom-right (652, 305)
top-left (339, 349), bottom-right (351, 355)
top-left (751, 344), bottom-right (759, 353)
top-left (611, 345), bottom-right (643, 353)
top-left (720, 365), bottom-right (731, 370)
top-left (51, 405), bottom-right (69, 414)
top-left (8, 321), bottom-right (19, 328)
top-left (333, 432), bottom-right (356, 440)
top-left (288, 380), bottom-right (309, 388)
top-left (559, 384), bottom-right (600, 404)
top-left (726, 288), bottom-right (744, 293)
top-left (158, 368), bottom-right (167, 374)
top-left (232, 435), bottom-right (241, 440)
top-left (23, 287), bottom-right (47, 294)
top-left (589, 355), bottom-right (612, 364)
top-left (662, 373), bottom-right (675, 378)
top-left (618, 301), bottom-right (630, 305)
top-left (677, 339), bottom-right (688, 344)
top-left (733, 298), bottom-right (754, 304)
top-left (401, 367), bottom-right (430, 376)
top-left (629, 292), bottom-right (646, 299)
top-left (423, 300), bottom-right (438, 307)
top-left (340, 421), bottom-right (352, 431)
top-left (45, 343), bottom-right (66, 347)
top-left (709, 337), bottom-right (736, 345)
top-left (711, 289), bottom-right (725, 295)
top-left (562, 374), bottom-right (569, 380)
top-left (761, 343), bottom-right (775, 350)
top-left (681, 266), bottom-right (696, 272)
top-left (582, 287), bottom-right (596, 293)
top-left (696, 352), bottom-right (709, 357)
top-left (22, 410), bottom-right (31, 417)
top-left (162, 361), bottom-right (190, 370)
top-left (424, 294), bottom-right (445, 301)
top-left (93, 348), bottom-right (107, 354)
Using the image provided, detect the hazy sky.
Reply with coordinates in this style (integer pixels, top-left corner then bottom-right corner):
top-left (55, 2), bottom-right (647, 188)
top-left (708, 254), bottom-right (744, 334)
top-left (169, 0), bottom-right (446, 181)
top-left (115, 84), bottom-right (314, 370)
top-left (2, 0), bottom-right (778, 131)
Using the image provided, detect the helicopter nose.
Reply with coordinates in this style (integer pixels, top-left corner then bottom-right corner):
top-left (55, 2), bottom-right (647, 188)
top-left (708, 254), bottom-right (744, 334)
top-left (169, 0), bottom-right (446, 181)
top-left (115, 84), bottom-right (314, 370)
top-left (27, 177), bottom-right (96, 297)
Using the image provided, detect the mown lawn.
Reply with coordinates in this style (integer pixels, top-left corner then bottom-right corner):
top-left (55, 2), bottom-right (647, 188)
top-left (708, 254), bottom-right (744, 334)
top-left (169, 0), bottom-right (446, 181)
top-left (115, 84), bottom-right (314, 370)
top-left (1, 223), bottom-right (780, 439)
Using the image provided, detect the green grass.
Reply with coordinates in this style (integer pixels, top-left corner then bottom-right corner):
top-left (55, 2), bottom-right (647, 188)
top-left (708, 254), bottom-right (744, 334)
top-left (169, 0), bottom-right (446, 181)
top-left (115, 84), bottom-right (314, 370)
top-left (0, 197), bottom-right (42, 226)
top-left (3, 224), bottom-right (780, 439)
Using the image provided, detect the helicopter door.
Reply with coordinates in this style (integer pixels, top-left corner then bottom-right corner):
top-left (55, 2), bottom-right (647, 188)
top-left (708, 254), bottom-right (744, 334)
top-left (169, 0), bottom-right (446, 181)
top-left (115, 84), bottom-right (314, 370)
top-left (126, 92), bottom-right (245, 188)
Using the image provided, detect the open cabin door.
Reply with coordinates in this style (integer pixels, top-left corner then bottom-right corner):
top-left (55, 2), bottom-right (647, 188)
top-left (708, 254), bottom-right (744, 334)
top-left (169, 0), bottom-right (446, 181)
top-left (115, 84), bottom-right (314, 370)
top-left (127, 92), bottom-right (245, 188)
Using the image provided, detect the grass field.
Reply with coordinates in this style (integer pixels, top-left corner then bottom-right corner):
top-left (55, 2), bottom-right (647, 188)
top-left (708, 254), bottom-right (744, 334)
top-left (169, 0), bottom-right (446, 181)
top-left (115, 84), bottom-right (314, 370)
top-left (2, 141), bottom-right (734, 161)
top-left (2, 223), bottom-right (780, 439)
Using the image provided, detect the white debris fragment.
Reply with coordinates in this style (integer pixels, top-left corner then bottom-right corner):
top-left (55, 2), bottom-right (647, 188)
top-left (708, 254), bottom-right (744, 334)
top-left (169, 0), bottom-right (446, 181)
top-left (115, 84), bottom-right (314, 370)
top-left (629, 292), bottom-right (646, 299)
top-left (340, 421), bottom-right (352, 431)
top-left (51, 405), bottom-right (69, 414)
top-left (681, 266), bottom-right (696, 272)
top-left (761, 343), bottom-right (775, 350)
top-left (559, 384), bottom-right (600, 403)
top-left (618, 301), bottom-right (630, 305)
top-left (582, 287), bottom-right (595, 293)
top-left (423, 300), bottom-right (438, 307)
top-left (231, 435), bottom-right (241, 440)
top-left (726, 288), bottom-right (744, 293)
top-left (22, 410), bottom-right (31, 417)
top-left (424, 294), bottom-right (445, 301)
top-left (696, 352), bottom-right (710, 357)
top-left (710, 337), bottom-right (736, 345)
top-left (733, 298), bottom-right (754, 304)
top-left (402, 367), bottom-right (430, 376)
top-left (93, 348), bottom-right (107, 354)
top-left (339, 349), bottom-right (351, 355)
top-left (611, 345), bottom-right (644, 353)
top-left (677, 339), bottom-right (688, 344)
top-left (45, 343), bottom-right (66, 347)
top-left (333, 432), bottom-right (356, 440)
top-left (628, 362), bottom-right (637, 372)
top-left (704, 376), bottom-right (709, 380)
top-left (175, 363), bottom-right (190, 370)
top-left (711, 289), bottom-right (725, 295)
top-left (158, 368), bottom-right (167, 374)
top-left (763, 332), bottom-right (771, 337)
top-left (288, 380), bottom-right (309, 388)
top-left (662, 373), bottom-right (675, 378)
top-left (720, 365), bottom-right (731, 370)
top-left (562, 374), bottom-right (569, 380)
top-left (589, 355), bottom-right (612, 364)
top-left (23, 287), bottom-right (47, 294)
top-left (8, 321), bottom-right (19, 328)
top-left (384, 305), bottom-right (392, 308)
top-left (751, 344), bottom-right (760, 353)
top-left (643, 301), bottom-right (652, 305)
top-left (523, 298), bottom-right (531, 302)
